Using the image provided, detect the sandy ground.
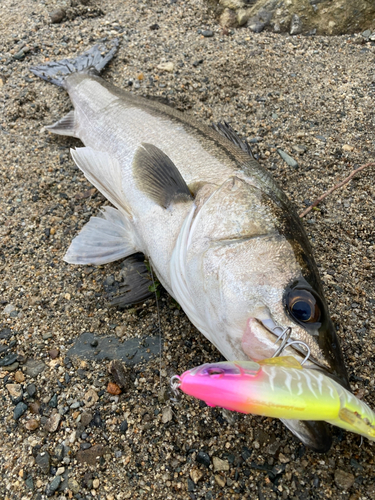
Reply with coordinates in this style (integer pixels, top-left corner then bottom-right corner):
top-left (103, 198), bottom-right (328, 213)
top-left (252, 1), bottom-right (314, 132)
top-left (1, 0), bottom-right (375, 499)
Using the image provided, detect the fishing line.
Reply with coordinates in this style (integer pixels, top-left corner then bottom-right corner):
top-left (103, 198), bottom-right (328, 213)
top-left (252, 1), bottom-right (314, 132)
top-left (149, 264), bottom-right (163, 389)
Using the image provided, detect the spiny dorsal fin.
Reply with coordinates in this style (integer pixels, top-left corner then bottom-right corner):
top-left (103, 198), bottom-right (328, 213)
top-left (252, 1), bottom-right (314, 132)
top-left (212, 122), bottom-right (255, 159)
top-left (46, 110), bottom-right (78, 137)
top-left (133, 143), bottom-right (192, 208)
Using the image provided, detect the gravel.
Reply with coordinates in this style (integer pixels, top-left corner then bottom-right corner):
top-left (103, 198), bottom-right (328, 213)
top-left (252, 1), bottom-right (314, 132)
top-left (0, 0), bottom-right (374, 498)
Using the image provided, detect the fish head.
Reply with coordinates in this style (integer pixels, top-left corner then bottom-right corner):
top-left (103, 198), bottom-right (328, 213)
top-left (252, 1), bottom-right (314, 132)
top-left (178, 176), bottom-right (349, 391)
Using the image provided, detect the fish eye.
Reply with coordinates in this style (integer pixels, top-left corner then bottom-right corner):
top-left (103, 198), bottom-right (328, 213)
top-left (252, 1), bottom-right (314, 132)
top-left (286, 289), bottom-right (321, 325)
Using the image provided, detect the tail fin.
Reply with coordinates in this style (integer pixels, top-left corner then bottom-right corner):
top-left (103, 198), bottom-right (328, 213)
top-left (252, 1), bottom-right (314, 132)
top-left (30, 38), bottom-right (119, 88)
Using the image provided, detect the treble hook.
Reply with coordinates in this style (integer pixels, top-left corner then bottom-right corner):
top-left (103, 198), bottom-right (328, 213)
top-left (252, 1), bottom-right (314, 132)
top-left (170, 375), bottom-right (182, 402)
top-left (268, 323), bottom-right (311, 365)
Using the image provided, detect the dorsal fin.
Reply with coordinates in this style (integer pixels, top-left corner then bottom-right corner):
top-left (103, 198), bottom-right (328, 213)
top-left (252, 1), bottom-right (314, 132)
top-left (212, 122), bottom-right (255, 159)
top-left (133, 143), bottom-right (192, 208)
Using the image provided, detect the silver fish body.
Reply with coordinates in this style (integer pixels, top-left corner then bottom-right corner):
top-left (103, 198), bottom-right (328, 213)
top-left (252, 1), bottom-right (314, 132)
top-left (31, 41), bottom-right (349, 452)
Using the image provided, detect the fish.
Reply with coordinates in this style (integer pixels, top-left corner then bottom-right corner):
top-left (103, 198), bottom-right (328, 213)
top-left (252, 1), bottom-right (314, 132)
top-left (172, 357), bottom-right (375, 442)
top-left (30, 39), bottom-right (350, 452)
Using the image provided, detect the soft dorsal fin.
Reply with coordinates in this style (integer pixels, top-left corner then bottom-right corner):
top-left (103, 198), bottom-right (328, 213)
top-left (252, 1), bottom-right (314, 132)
top-left (212, 122), bottom-right (255, 159)
top-left (133, 143), bottom-right (192, 208)
top-left (46, 110), bottom-right (78, 137)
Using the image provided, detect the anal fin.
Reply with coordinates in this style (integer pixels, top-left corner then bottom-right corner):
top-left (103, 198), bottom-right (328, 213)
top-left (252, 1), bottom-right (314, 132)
top-left (64, 206), bottom-right (137, 265)
top-left (46, 110), bottom-right (78, 137)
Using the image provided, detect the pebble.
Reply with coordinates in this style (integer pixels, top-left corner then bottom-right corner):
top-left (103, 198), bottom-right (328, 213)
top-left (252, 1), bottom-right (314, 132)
top-left (26, 383), bottom-right (37, 397)
top-left (362, 29), bottom-right (372, 39)
top-left (46, 475), bottom-right (61, 497)
top-left (202, 30), bottom-right (214, 37)
top-left (162, 406), bottom-right (173, 423)
top-left (334, 469), bottom-right (355, 490)
top-left (190, 468), bottom-right (204, 484)
top-left (119, 419), bottom-right (128, 432)
top-left (35, 452), bottom-right (50, 473)
top-left (157, 62), bottom-right (174, 73)
top-left (213, 457), bottom-right (230, 472)
top-left (24, 359), bottom-right (46, 377)
top-left (108, 359), bottom-right (129, 389)
top-left (342, 144), bottom-right (354, 152)
top-left (196, 451), bottom-right (211, 467)
top-left (1, 361), bottom-right (19, 372)
top-left (14, 370), bottom-right (25, 382)
top-left (215, 474), bottom-right (226, 488)
top-left (25, 418), bottom-right (39, 431)
top-left (292, 144), bottom-right (307, 155)
top-left (76, 444), bottom-right (107, 465)
top-left (49, 348), bottom-right (60, 359)
top-left (49, 393), bottom-right (58, 408)
top-left (3, 304), bottom-right (16, 315)
top-left (44, 412), bottom-right (61, 433)
top-left (0, 353), bottom-right (18, 367)
top-left (49, 8), bottom-right (66, 23)
top-left (107, 382), bottom-right (121, 395)
top-left (6, 383), bottom-right (23, 401)
top-left (290, 14), bottom-right (302, 35)
top-left (13, 401), bottom-right (27, 420)
top-left (93, 478), bottom-right (100, 489)
top-left (84, 388), bottom-right (99, 408)
top-left (25, 476), bottom-right (34, 490)
top-left (68, 477), bottom-right (80, 494)
top-left (277, 148), bottom-right (298, 168)
top-left (81, 411), bottom-right (93, 426)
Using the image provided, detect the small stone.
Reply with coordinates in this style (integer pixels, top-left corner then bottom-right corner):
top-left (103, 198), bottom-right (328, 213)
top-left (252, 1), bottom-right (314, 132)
top-left (162, 406), bottom-right (173, 423)
top-left (213, 457), bottom-right (230, 472)
top-left (196, 451), bottom-right (210, 467)
top-left (49, 348), bottom-right (59, 359)
top-left (277, 149), bottom-right (298, 168)
top-left (49, 393), bottom-right (58, 408)
top-left (334, 469), bottom-right (355, 490)
top-left (93, 478), bottom-right (100, 489)
top-left (362, 29), bottom-right (372, 39)
top-left (278, 452), bottom-right (290, 464)
top-left (35, 452), bottom-right (50, 473)
top-left (108, 359), bottom-right (129, 390)
top-left (220, 8), bottom-right (238, 28)
top-left (24, 359), bottom-right (46, 377)
top-left (215, 475), bottom-right (226, 488)
top-left (6, 383), bottom-right (23, 401)
top-left (342, 144), bottom-right (354, 152)
top-left (0, 353), bottom-right (18, 367)
top-left (190, 468), bottom-right (204, 484)
top-left (29, 402), bottom-right (41, 414)
top-left (68, 478), bottom-right (80, 494)
top-left (157, 62), bottom-right (174, 73)
top-left (267, 441), bottom-right (281, 456)
top-left (158, 387), bottom-right (169, 403)
top-left (84, 388), bottom-right (99, 408)
top-left (26, 383), bottom-right (36, 398)
top-left (292, 144), bottom-right (306, 155)
top-left (45, 412), bottom-right (61, 433)
top-left (56, 466), bottom-right (65, 475)
top-left (25, 476), bottom-right (34, 490)
top-left (119, 419), bottom-right (128, 433)
top-left (25, 418), bottom-right (39, 431)
top-left (76, 444), bottom-right (108, 465)
top-left (14, 370), bottom-right (25, 382)
top-left (81, 411), bottom-right (93, 427)
top-left (202, 30), bottom-right (214, 37)
top-left (1, 361), bottom-right (19, 372)
top-left (107, 382), bottom-right (121, 395)
top-left (290, 14), bottom-right (302, 35)
top-left (46, 475), bottom-right (61, 497)
top-left (3, 304), bottom-right (16, 315)
top-left (14, 401), bottom-right (27, 420)
top-left (49, 8), bottom-right (65, 23)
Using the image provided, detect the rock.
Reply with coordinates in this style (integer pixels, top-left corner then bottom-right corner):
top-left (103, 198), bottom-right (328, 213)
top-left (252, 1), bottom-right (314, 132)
top-left (25, 476), bottom-right (34, 490)
top-left (24, 359), bottom-right (46, 377)
top-left (107, 382), bottom-right (121, 395)
top-left (14, 370), bottom-right (25, 382)
top-left (3, 304), bottom-right (16, 315)
top-left (46, 475), bottom-right (61, 497)
top-left (162, 406), bottom-right (173, 423)
top-left (290, 14), bottom-right (302, 35)
top-left (48, 393), bottom-right (58, 408)
top-left (29, 402), bottom-right (40, 414)
top-left (277, 149), bottom-right (298, 168)
top-left (67, 477), bottom-right (80, 494)
top-left (342, 144), bottom-right (354, 152)
top-left (49, 348), bottom-right (59, 359)
top-left (108, 359), bottom-right (129, 390)
top-left (158, 387), bottom-right (169, 403)
top-left (278, 452), bottom-right (290, 464)
top-left (35, 452), bottom-right (50, 473)
top-left (44, 412), bottom-right (61, 433)
top-left (267, 441), bottom-right (281, 456)
top-left (362, 29), bottom-right (372, 39)
top-left (220, 8), bottom-right (238, 28)
top-left (334, 469), bottom-right (355, 490)
top-left (26, 383), bottom-right (36, 397)
top-left (25, 418), bottom-right (39, 431)
top-left (84, 388), bottom-right (99, 408)
top-left (215, 474), bottom-right (226, 488)
top-left (1, 362), bottom-right (19, 372)
top-left (93, 478), bottom-right (100, 489)
top-left (6, 383), bottom-right (23, 402)
top-left (157, 62), bottom-right (174, 73)
top-left (81, 411), bottom-right (93, 427)
top-left (190, 468), bottom-right (204, 484)
top-left (49, 9), bottom-right (66, 23)
top-left (201, 29), bottom-right (214, 37)
top-left (76, 444), bottom-right (108, 465)
top-left (292, 144), bottom-right (306, 155)
top-left (196, 451), bottom-right (211, 467)
top-left (0, 353), bottom-right (18, 367)
top-left (13, 401), bottom-right (27, 420)
top-left (120, 419), bottom-right (128, 433)
top-left (213, 457), bottom-right (230, 472)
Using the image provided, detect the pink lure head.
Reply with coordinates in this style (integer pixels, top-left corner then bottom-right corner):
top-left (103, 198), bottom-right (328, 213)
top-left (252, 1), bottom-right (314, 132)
top-left (177, 361), bottom-right (261, 413)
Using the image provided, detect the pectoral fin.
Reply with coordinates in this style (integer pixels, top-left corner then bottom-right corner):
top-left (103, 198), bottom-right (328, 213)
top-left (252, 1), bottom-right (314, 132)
top-left (133, 143), bottom-right (192, 208)
top-left (64, 206), bottom-right (137, 265)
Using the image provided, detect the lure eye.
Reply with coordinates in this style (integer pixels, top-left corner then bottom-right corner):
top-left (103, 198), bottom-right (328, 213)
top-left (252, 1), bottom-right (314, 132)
top-left (207, 367), bottom-right (225, 376)
top-left (287, 289), bottom-right (321, 325)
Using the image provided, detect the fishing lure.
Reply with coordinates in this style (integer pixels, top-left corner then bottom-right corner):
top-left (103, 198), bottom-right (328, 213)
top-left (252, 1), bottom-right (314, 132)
top-left (171, 357), bottom-right (375, 442)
